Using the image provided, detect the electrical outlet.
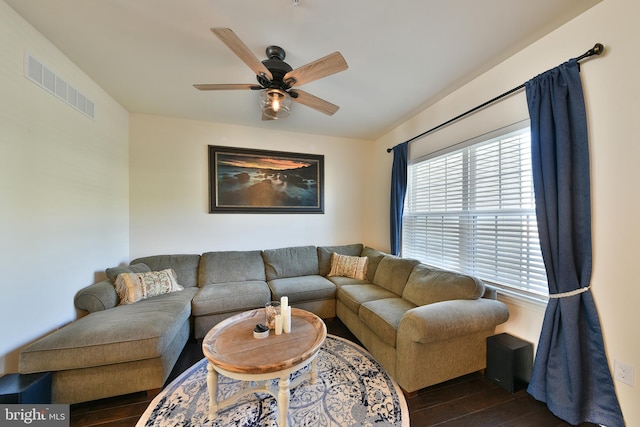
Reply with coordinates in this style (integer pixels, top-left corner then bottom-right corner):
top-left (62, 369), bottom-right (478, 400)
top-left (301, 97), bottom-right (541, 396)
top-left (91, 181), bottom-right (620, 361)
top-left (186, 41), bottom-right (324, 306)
top-left (614, 359), bottom-right (635, 387)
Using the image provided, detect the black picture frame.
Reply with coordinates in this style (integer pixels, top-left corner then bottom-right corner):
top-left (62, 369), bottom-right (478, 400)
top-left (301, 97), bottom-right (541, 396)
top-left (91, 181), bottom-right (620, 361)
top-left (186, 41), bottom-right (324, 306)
top-left (209, 145), bottom-right (324, 214)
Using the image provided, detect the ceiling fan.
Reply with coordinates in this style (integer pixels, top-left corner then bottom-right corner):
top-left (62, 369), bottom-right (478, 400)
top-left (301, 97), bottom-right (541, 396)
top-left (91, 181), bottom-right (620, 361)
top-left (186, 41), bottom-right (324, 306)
top-left (194, 28), bottom-right (348, 120)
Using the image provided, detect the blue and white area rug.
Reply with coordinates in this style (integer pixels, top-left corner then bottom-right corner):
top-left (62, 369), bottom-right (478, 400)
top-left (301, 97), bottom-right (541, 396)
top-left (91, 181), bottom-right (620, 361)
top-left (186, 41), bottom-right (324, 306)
top-left (137, 335), bottom-right (409, 426)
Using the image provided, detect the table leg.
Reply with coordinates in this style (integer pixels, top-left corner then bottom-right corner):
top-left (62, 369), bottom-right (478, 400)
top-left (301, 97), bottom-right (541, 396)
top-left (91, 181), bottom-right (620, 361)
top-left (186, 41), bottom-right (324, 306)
top-left (206, 363), bottom-right (218, 417)
top-left (310, 357), bottom-right (318, 384)
top-left (277, 374), bottom-right (290, 427)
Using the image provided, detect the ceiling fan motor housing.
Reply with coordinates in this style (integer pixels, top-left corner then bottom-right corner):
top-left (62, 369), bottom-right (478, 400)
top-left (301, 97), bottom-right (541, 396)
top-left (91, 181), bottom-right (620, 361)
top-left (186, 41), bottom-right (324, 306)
top-left (258, 46), bottom-right (294, 89)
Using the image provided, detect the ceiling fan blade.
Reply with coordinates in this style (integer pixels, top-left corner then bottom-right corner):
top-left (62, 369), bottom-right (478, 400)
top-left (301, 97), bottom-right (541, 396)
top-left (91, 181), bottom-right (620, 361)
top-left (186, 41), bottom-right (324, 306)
top-left (291, 90), bottom-right (340, 116)
top-left (193, 83), bottom-right (259, 91)
top-left (284, 52), bottom-right (348, 87)
top-left (211, 28), bottom-right (273, 81)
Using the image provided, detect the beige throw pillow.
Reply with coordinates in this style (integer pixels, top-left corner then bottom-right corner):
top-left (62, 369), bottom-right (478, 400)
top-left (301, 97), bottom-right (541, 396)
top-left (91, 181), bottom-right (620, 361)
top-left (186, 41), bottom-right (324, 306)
top-left (114, 269), bottom-right (183, 304)
top-left (328, 252), bottom-right (368, 280)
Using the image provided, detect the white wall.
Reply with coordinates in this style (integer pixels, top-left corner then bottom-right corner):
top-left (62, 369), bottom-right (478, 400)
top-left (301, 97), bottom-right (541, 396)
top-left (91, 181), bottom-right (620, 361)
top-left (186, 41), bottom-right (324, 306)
top-left (0, 2), bottom-right (130, 374)
top-left (374, 0), bottom-right (640, 423)
top-left (129, 114), bottom-right (374, 258)
top-left (3, 0), bottom-right (637, 422)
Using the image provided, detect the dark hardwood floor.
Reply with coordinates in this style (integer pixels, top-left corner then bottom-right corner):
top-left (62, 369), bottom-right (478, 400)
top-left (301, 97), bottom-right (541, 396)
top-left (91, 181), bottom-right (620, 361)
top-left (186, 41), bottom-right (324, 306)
top-left (70, 319), bottom-right (596, 427)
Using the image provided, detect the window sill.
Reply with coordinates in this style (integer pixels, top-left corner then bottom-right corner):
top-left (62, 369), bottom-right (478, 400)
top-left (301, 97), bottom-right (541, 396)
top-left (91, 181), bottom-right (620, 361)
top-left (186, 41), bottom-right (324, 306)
top-left (492, 285), bottom-right (548, 310)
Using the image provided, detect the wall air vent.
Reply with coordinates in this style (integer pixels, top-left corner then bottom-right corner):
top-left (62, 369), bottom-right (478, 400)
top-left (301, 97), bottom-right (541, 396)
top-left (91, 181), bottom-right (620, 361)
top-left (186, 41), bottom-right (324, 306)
top-left (24, 52), bottom-right (95, 120)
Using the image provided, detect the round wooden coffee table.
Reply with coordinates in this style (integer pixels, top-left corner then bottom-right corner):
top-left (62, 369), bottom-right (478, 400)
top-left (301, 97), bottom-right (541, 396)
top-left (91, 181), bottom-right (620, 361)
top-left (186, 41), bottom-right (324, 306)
top-left (202, 308), bottom-right (327, 427)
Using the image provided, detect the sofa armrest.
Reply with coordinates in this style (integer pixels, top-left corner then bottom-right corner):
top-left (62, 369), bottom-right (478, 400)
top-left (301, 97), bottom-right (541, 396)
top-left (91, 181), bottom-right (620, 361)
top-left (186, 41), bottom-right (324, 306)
top-left (399, 299), bottom-right (509, 344)
top-left (74, 280), bottom-right (118, 313)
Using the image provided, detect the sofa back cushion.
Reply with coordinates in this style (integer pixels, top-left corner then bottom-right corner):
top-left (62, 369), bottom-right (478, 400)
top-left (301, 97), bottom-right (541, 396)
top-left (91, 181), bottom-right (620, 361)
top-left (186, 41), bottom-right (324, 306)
top-left (361, 246), bottom-right (387, 282)
top-left (262, 246), bottom-right (319, 280)
top-left (402, 263), bottom-right (485, 306)
top-left (372, 255), bottom-right (420, 296)
top-left (199, 250), bottom-right (266, 285)
top-left (317, 244), bottom-right (364, 276)
top-left (106, 263), bottom-right (151, 283)
top-left (130, 254), bottom-right (201, 288)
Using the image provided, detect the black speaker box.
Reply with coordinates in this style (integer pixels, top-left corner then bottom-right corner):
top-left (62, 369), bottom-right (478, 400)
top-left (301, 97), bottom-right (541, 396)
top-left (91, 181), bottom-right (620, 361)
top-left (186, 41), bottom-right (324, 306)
top-left (486, 333), bottom-right (533, 393)
top-left (0, 372), bottom-right (52, 404)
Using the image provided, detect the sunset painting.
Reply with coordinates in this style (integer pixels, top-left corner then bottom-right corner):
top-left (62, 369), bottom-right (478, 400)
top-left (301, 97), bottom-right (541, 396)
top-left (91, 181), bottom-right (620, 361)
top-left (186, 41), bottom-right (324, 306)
top-left (209, 146), bottom-right (324, 213)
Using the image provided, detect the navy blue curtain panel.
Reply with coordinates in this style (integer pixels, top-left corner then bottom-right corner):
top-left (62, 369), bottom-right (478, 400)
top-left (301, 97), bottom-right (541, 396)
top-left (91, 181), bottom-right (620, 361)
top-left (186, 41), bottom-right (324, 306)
top-left (525, 60), bottom-right (624, 426)
top-left (390, 142), bottom-right (408, 256)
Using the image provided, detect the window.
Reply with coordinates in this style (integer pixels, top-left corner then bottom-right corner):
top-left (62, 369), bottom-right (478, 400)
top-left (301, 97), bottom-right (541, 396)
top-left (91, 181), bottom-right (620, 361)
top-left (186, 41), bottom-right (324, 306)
top-left (402, 125), bottom-right (548, 297)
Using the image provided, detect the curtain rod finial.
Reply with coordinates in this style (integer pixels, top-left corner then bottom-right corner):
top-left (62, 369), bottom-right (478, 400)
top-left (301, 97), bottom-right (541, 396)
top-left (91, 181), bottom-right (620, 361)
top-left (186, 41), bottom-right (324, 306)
top-left (593, 43), bottom-right (604, 56)
top-left (574, 43), bottom-right (605, 63)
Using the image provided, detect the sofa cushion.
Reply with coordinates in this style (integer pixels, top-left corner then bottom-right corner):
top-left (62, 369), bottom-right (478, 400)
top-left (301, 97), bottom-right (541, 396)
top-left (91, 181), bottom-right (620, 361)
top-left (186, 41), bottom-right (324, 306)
top-left (262, 246), bottom-right (319, 280)
top-left (359, 297), bottom-right (417, 347)
top-left (317, 244), bottom-right (364, 276)
top-left (372, 255), bottom-right (420, 296)
top-left (337, 284), bottom-right (398, 314)
top-left (131, 255), bottom-right (201, 288)
top-left (114, 269), bottom-right (183, 305)
top-left (19, 287), bottom-right (198, 373)
top-left (361, 247), bottom-right (387, 282)
top-left (74, 280), bottom-right (119, 313)
top-left (191, 281), bottom-right (271, 316)
top-left (403, 264), bottom-right (485, 307)
top-left (199, 250), bottom-right (266, 285)
top-left (328, 253), bottom-right (368, 280)
top-left (267, 275), bottom-right (335, 303)
top-left (105, 263), bottom-right (150, 283)
top-left (326, 275), bottom-right (369, 288)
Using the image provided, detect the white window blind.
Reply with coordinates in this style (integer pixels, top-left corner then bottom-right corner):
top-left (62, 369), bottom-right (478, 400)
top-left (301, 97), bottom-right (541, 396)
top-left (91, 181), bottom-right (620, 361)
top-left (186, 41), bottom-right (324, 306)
top-left (402, 126), bottom-right (548, 297)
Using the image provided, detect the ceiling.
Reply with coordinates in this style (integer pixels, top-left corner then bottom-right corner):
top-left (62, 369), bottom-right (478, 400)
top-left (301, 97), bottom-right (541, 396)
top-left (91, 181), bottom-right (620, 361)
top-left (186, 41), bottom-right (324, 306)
top-left (6, 0), bottom-right (600, 141)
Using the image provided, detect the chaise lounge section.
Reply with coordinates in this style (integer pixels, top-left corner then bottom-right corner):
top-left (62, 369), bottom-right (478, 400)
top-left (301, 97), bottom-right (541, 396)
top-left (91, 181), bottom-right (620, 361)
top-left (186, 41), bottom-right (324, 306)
top-left (18, 261), bottom-right (199, 404)
top-left (18, 244), bottom-right (509, 403)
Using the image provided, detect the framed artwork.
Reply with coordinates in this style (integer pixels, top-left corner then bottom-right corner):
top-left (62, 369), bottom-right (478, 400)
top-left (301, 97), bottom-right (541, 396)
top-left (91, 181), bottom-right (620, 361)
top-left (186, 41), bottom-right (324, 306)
top-left (209, 145), bottom-right (324, 213)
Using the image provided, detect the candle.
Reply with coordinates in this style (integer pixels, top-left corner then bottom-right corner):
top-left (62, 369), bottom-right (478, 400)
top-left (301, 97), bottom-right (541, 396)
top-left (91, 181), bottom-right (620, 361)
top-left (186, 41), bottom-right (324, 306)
top-left (280, 296), bottom-right (288, 311)
top-left (283, 306), bottom-right (291, 333)
top-left (275, 314), bottom-right (283, 335)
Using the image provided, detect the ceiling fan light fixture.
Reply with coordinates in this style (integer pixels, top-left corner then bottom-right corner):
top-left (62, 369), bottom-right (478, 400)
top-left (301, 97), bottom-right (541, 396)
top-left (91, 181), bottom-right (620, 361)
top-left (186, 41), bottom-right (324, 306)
top-left (260, 88), bottom-right (291, 119)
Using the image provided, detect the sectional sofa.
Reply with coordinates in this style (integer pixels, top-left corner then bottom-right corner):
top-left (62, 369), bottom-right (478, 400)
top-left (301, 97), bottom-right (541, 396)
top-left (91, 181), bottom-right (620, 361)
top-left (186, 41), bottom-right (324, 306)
top-left (18, 244), bottom-right (509, 403)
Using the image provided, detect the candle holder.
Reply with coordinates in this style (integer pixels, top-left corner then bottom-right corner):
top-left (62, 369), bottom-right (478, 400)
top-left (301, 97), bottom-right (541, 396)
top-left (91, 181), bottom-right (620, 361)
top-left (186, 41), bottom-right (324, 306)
top-left (253, 323), bottom-right (269, 339)
top-left (265, 301), bottom-right (281, 330)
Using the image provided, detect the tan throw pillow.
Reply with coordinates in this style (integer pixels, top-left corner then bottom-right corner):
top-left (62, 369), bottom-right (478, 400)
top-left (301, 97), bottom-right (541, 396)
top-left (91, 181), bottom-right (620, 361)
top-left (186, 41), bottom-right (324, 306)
top-left (114, 269), bottom-right (183, 304)
top-left (328, 252), bottom-right (368, 280)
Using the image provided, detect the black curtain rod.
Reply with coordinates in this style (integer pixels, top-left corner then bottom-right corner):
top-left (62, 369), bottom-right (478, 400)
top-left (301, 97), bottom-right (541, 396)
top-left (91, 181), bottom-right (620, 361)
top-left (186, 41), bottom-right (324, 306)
top-left (386, 43), bottom-right (604, 153)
